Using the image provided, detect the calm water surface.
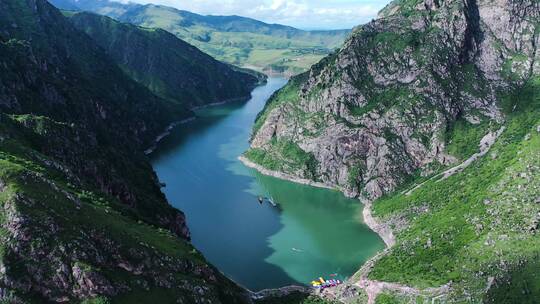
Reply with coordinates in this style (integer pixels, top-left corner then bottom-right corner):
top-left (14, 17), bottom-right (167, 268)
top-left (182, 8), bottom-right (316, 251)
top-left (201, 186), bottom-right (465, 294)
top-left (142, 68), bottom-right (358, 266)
top-left (150, 78), bottom-right (384, 291)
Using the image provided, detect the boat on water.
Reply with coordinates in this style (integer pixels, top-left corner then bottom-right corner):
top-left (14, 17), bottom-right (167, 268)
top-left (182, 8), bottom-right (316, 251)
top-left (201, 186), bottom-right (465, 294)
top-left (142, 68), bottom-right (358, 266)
top-left (257, 195), bottom-right (278, 207)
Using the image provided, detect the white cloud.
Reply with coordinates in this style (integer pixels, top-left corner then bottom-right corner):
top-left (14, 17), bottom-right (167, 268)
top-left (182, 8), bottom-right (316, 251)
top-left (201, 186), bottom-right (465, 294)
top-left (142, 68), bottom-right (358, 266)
top-left (118, 0), bottom-right (391, 29)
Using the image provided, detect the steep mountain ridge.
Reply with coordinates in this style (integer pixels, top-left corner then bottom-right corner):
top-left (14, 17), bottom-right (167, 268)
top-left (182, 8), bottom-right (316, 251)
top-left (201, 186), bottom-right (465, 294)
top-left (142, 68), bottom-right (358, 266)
top-left (68, 12), bottom-right (261, 108)
top-left (245, 0), bottom-right (539, 302)
top-left (0, 0), bottom-right (255, 302)
top-left (0, 114), bottom-right (251, 303)
top-left (0, 0), bottom-right (191, 230)
top-left (117, 4), bottom-right (349, 41)
top-left (248, 0), bottom-right (538, 200)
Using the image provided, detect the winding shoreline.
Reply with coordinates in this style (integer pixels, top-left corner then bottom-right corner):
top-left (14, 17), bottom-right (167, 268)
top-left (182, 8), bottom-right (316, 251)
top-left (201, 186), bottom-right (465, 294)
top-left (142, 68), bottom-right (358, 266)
top-left (239, 125), bottom-right (507, 302)
top-left (191, 95), bottom-right (252, 111)
top-left (238, 155), bottom-right (395, 247)
top-left (361, 201), bottom-right (395, 247)
top-left (238, 155), bottom-right (398, 302)
top-left (238, 156), bottom-right (338, 191)
top-left (144, 91), bottom-right (261, 156)
top-left (238, 154), bottom-right (451, 303)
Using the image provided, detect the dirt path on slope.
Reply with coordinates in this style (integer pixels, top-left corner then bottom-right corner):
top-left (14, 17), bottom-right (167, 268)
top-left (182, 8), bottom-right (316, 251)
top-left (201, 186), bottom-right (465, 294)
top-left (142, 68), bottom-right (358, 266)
top-left (352, 127), bottom-right (506, 303)
top-left (352, 250), bottom-right (450, 304)
top-left (404, 127), bottom-right (505, 196)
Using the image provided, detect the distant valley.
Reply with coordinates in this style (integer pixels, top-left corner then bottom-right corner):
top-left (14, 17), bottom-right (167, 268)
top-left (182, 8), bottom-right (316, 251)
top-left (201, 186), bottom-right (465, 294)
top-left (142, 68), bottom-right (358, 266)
top-left (49, 0), bottom-right (351, 75)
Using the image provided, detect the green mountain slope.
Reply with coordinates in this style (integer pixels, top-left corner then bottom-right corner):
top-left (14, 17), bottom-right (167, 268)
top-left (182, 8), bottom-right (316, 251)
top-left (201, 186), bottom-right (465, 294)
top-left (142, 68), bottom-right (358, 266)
top-left (246, 0), bottom-right (539, 302)
top-left (0, 0), bottom-right (253, 302)
top-left (48, 0), bottom-right (351, 75)
top-left (69, 12), bottom-right (261, 108)
top-left (365, 77), bottom-right (540, 303)
top-left (0, 114), bottom-right (250, 303)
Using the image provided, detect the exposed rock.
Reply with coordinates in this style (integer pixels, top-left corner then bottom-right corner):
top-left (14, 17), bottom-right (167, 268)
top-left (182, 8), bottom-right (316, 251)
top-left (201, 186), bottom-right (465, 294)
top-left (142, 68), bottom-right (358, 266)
top-left (249, 0), bottom-right (539, 201)
top-left (71, 264), bottom-right (116, 298)
top-left (250, 286), bottom-right (312, 301)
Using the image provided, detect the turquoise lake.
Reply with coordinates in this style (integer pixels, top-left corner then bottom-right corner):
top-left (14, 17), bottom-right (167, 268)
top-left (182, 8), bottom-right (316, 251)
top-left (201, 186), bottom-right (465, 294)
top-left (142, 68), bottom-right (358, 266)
top-left (150, 78), bottom-right (384, 291)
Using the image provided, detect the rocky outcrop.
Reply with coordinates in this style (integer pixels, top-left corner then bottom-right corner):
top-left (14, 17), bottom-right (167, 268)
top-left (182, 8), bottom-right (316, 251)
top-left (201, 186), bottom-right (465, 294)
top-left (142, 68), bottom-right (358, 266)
top-left (0, 172), bottom-right (248, 303)
top-left (248, 0), bottom-right (539, 200)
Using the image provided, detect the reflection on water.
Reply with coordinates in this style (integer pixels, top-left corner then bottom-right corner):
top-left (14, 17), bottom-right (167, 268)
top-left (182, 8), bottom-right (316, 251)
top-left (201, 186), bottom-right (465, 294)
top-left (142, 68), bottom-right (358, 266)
top-left (150, 78), bottom-right (384, 291)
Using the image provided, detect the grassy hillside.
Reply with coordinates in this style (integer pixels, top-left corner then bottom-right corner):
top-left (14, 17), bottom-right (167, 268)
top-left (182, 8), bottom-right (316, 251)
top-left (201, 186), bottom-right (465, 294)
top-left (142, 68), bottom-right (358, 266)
top-left (69, 12), bottom-right (261, 108)
top-left (48, 0), bottom-right (351, 75)
top-left (0, 0), bottom-right (253, 302)
top-left (367, 77), bottom-right (540, 302)
top-left (0, 114), bottom-right (250, 303)
top-left (244, 0), bottom-right (539, 302)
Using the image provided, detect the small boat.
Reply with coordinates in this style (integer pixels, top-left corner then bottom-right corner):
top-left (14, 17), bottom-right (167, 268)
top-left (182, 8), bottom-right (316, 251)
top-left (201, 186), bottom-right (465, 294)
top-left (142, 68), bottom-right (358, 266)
top-left (258, 196), bottom-right (264, 204)
top-left (292, 248), bottom-right (303, 252)
top-left (268, 197), bottom-right (277, 207)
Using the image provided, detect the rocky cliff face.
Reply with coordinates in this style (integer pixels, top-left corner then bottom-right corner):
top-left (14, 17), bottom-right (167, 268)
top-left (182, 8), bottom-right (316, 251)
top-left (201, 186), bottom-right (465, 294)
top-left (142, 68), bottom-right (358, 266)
top-left (69, 12), bottom-right (262, 108)
top-left (0, 0), bottom-right (191, 238)
top-left (0, 0), bottom-right (252, 302)
top-left (0, 116), bottom-right (249, 303)
top-left (248, 0), bottom-right (539, 200)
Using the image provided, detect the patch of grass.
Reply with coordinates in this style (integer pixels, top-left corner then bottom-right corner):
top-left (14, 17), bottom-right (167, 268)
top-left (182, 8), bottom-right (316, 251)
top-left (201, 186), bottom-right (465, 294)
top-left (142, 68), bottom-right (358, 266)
top-left (375, 293), bottom-right (400, 304)
top-left (372, 31), bottom-right (421, 53)
top-left (368, 77), bottom-right (540, 298)
top-left (245, 138), bottom-right (318, 180)
top-left (348, 162), bottom-right (365, 189)
top-left (82, 297), bottom-right (111, 304)
top-left (484, 259), bottom-right (540, 304)
top-left (347, 86), bottom-right (419, 117)
top-left (501, 53), bottom-right (531, 81)
top-left (445, 118), bottom-right (494, 160)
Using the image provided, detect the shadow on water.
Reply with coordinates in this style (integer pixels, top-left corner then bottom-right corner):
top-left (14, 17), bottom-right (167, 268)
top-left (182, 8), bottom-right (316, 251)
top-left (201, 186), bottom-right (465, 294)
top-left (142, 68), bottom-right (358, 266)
top-left (152, 100), bottom-right (248, 160)
top-left (150, 78), bottom-right (385, 291)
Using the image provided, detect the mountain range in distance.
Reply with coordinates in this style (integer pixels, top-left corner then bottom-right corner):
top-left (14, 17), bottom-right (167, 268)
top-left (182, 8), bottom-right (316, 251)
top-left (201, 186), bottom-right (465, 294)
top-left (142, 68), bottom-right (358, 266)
top-left (49, 0), bottom-right (352, 76)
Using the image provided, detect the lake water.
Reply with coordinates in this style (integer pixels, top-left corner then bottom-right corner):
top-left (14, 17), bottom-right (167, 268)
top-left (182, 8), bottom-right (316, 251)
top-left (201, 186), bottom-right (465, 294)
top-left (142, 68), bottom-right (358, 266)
top-left (150, 77), bottom-right (384, 291)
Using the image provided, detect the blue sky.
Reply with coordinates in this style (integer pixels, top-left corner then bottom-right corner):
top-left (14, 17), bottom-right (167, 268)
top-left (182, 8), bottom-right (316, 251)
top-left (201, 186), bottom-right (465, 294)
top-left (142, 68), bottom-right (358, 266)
top-left (118, 0), bottom-right (393, 29)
